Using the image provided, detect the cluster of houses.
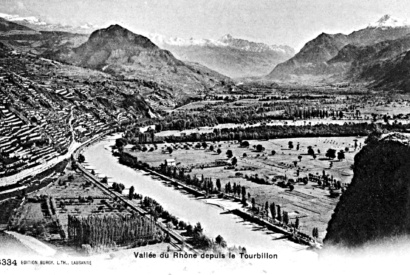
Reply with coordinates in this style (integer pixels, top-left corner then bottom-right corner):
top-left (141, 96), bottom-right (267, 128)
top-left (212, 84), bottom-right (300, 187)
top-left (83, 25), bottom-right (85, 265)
top-left (72, 110), bottom-right (111, 143)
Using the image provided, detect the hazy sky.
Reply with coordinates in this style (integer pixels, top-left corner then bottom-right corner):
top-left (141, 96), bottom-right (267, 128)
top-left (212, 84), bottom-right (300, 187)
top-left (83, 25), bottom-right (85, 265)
top-left (1, 0), bottom-right (410, 49)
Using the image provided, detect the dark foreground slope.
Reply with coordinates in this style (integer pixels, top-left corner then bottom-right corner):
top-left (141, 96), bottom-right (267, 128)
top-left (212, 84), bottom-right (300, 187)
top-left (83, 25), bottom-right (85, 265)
top-left (325, 133), bottom-right (410, 247)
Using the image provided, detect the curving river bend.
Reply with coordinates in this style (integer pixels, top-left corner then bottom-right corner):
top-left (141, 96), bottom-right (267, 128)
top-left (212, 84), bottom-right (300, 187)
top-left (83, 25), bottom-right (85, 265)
top-left (83, 134), bottom-right (314, 258)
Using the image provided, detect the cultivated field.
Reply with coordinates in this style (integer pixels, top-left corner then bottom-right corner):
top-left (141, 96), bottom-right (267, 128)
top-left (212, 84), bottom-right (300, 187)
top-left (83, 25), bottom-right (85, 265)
top-left (128, 136), bottom-right (367, 238)
top-left (8, 164), bottom-right (134, 241)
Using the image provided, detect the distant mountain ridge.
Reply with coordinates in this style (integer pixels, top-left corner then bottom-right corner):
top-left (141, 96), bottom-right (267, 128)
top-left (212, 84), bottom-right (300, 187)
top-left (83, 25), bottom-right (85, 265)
top-left (48, 24), bottom-right (231, 103)
top-left (0, 12), bottom-right (97, 34)
top-left (0, 17), bottom-right (40, 38)
top-left (0, 12), bottom-right (294, 79)
top-left (150, 33), bottom-right (294, 78)
top-left (267, 14), bottom-right (410, 90)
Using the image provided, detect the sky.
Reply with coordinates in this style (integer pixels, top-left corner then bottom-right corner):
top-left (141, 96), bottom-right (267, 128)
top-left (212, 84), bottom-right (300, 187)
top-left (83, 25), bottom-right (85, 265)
top-left (1, 0), bottom-right (410, 50)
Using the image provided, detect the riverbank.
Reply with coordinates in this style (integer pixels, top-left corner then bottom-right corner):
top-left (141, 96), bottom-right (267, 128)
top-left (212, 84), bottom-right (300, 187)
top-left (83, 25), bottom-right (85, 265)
top-left (83, 136), bottom-right (309, 254)
top-left (73, 139), bottom-right (198, 254)
top-left (119, 151), bottom-right (317, 247)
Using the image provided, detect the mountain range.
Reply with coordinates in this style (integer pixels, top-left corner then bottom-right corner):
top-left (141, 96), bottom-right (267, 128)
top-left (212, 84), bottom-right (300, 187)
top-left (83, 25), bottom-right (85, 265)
top-left (45, 24), bottom-right (231, 103)
top-left (0, 16), bottom-right (89, 55)
top-left (0, 12), bottom-right (294, 79)
top-left (3, 12), bottom-right (410, 93)
top-left (268, 15), bottom-right (410, 91)
top-left (0, 12), bottom-right (97, 34)
top-left (150, 33), bottom-right (294, 78)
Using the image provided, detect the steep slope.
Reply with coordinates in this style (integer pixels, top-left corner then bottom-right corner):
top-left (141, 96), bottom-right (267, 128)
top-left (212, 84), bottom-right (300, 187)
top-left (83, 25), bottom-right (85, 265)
top-left (0, 17), bottom-right (41, 39)
top-left (269, 33), bottom-right (348, 79)
top-left (0, 17), bottom-right (88, 54)
top-left (51, 25), bottom-right (231, 101)
top-left (325, 133), bottom-right (410, 247)
top-left (328, 35), bottom-right (410, 81)
top-left (369, 51), bottom-right (410, 92)
top-left (152, 34), bottom-right (294, 78)
top-left (268, 15), bottom-right (410, 82)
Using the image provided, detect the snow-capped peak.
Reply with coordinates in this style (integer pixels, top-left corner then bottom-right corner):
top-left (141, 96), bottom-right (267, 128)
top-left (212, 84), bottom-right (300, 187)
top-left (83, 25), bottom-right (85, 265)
top-left (0, 12), bottom-right (98, 33)
top-left (0, 12), bottom-right (47, 25)
top-left (368, 14), bottom-right (409, 29)
top-left (147, 33), bottom-right (227, 47)
top-left (148, 33), bottom-right (294, 54)
top-left (79, 23), bottom-right (97, 30)
top-left (220, 34), bottom-right (233, 41)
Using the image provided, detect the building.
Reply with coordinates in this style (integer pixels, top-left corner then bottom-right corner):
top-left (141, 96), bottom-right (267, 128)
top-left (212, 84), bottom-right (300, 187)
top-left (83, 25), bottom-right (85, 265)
top-left (164, 159), bottom-right (176, 167)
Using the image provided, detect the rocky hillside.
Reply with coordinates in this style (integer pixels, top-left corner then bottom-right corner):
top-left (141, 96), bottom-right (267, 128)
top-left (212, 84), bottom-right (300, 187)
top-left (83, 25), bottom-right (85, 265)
top-left (0, 16), bottom-right (88, 55)
top-left (0, 17), bottom-right (41, 39)
top-left (325, 133), bottom-right (410, 247)
top-left (50, 24), bottom-right (231, 102)
top-left (152, 34), bottom-right (294, 78)
top-left (267, 15), bottom-right (410, 86)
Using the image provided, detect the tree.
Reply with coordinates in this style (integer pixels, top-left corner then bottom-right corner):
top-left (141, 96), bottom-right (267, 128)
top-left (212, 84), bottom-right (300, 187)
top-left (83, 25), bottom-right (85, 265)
top-left (241, 141), bottom-right (250, 147)
top-left (283, 212), bottom-right (289, 225)
top-left (256, 144), bottom-right (264, 152)
top-left (115, 138), bottom-right (127, 148)
top-left (298, 155), bottom-right (302, 162)
top-left (202, 142), bottom-right (208, 149)
top-left (101, 176), bottom-right (108, 184)
top-left (78, 154), bottom-right (85, 163)
top-left (193, 222), bottom-right (203, 236)
top-left (216, 179), bottom-right (221, 192)
top-left (178, 220), bottom-right (187, 230)
top-left (277, 205), bottom-right (282, 222)
top-left (215, 235), bottom-right (227, 248)
top-left (312, 227), bottom-right (319, 238)
top-left (128, 186), bottom-right (135, 200)
top-left (243, 153), bottom-right (247, 158)
top-left (251, 198), bottom-right (256, 210)
top-left (270, 202), bottom-right (276, 220)
top-left (217, 148), bottom-right (222, 155)
top-left (295, 217), bottom-right (299, 229)
top-left (337, 150), bottom-right (345, 161)
top-left (231, 157), bottom-right (238, 166)
top-left (288, 141), bottom-right (294, 149)
top-left (186, 224), bottom-right (193, 236)
top-left (226, 149), bottom-right (233, 158)
top-left (271, 150), bottom-right (276, 156)
top-left (241, 195), bottom-right (247, 206)
top-left (209, 145), bottom-right (214, 151)
top-left (167, 147), bottom-right (173, 154)
top-left (325, 148), bottom-right (336, 160)
top-left (307, 146), bottom-right (315, 156)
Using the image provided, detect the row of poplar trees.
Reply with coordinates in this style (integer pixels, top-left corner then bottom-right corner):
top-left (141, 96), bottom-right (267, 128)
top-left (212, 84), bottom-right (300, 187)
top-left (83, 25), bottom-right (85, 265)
top-left (68, 213), bottom-right (158, 248)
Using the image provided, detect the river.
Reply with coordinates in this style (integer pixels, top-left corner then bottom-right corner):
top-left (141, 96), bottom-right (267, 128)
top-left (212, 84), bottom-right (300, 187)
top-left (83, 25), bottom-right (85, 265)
top-left (83, 134), bottom-right (315, 259)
